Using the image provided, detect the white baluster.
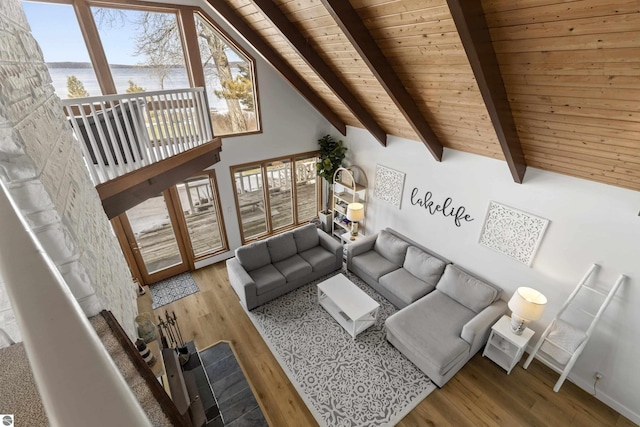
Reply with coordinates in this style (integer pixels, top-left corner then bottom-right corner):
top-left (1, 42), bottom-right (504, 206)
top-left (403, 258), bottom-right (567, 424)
top-left (64, 104), bottom-right (100, 184)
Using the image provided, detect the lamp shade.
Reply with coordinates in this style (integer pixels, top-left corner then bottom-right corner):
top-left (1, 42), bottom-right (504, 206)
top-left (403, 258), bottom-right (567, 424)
top-left (508, 287), bottom-right (547, 321)
top-left (346, 203), bottom-right (365, 222)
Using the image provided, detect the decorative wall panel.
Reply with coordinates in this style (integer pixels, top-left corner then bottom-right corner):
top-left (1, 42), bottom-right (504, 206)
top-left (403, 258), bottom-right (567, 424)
top-left (373, 164), bottom-right (405, 209)
top-left (478, 201), bottom-right (549, 266)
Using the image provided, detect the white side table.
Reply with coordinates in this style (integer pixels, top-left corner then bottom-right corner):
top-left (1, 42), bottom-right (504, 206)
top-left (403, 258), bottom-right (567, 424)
top-left (483, 315), bottom-right (534, 374)
top-left (340, 232), bottom-right (363, 260)
top-left (340, 231), bottom-right (363, 244)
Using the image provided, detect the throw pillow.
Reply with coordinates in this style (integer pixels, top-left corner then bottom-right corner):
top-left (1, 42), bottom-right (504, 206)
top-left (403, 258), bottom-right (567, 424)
top-left (293, 224), bottom-right (320, 253)
top-left (436, 265), bottom-right (500, 313)
top-left (403, 246), bottom-right (447, 287)
top-left (267, 232), bottom-right (298, 263)
top-left (374, 230), bottom-right (411, 266)
top-left (235, 241), bottom-right (271, 272)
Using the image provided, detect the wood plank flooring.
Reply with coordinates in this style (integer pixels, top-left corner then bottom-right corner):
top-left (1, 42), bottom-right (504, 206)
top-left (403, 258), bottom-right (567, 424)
top-left (152, 261), bottom-right (636, 426)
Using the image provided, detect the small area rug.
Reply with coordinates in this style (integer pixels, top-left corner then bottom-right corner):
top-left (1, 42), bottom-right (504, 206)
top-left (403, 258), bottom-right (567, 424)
top-left (246, 267), bottom-right (435, 427)
top-left (150, 272), bottom-right (200, 309)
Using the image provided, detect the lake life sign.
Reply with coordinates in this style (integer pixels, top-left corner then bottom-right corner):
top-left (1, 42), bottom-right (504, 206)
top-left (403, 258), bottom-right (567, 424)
top-left (409, 187), bottom-right (474, 227)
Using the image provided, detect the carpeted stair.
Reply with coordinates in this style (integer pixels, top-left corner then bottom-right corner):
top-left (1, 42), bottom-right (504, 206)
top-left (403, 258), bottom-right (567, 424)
top-left (0, 342), bottom-right (48, 426)
top-left (0, 311), bottom-right (184, 426)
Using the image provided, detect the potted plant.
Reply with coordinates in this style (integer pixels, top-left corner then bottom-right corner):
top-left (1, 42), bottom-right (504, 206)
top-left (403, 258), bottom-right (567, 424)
top-left (316, 135), bottom-right (347, 232)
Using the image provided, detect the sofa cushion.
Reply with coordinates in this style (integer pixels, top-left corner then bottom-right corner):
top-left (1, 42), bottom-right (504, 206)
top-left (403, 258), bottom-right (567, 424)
top-left (273, 255), bottom-right (312, 282)
top-left (436, 265), bottom-right (499, 313)
top-left (403, 246), bottom-right (446, 287)
top-left (248, 264), bottom-right (286, 296)
top-left (299, 246), bottom-right (336, 272)
top-left (235, 241), bottom-right (271, 272)
top-left (374, 230), bottom-right (410, 266)
top-left (379, 268), bottom-right (435, 306)
top-left (352, 251), bottom-right (398, 280)
top-left (293, 224), bottom-right (319, 253)
top-left (267, 232), bottom-right (298, 263)
top-left (385, 290), bottom-right (475, 375)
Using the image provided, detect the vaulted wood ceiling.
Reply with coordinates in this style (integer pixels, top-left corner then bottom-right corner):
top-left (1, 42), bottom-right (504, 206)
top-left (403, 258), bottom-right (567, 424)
top-left (209, 0), bottom-right (640, 191)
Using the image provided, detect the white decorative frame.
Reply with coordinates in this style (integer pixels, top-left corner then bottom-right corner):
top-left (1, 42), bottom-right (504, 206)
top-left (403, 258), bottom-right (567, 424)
top-left (373, 164), bottom-right (405, 209)
top-left (478, 201), bottom-right (549, 266)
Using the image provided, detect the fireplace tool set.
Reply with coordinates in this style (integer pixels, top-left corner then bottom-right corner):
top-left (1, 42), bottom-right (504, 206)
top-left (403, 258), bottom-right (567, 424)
top-left (158, 310), bottom-right (190, 364)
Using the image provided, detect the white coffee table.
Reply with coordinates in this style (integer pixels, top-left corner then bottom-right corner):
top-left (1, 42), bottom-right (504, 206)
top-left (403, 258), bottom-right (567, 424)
top-left (317, 274), bottom-right (380, 339)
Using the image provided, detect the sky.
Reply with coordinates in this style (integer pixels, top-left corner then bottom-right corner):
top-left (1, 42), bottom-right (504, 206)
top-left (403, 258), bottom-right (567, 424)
top-left (23, 2), bottom-right (151, 65)
top-left (21, 1), bottom-right (244, 66)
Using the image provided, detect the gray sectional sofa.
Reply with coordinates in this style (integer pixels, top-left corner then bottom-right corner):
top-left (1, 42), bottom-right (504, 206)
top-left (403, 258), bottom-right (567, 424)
top-left (346, 228), bottom-right (507, 387)
top-left (227, 224), bottom-right (342, 310)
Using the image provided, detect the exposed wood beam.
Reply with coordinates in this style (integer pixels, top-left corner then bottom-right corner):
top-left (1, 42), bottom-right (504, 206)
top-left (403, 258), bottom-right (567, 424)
top-left (203, 2), bottom-right (346, 136)
top-left (97, 138), bottom-right (222, 219)
top-left (446, 0), bottom-right (527, 183)
top-left (250, 0), bottom-right (387, 146)
top-left (321, 0), bottom-right (442, 160)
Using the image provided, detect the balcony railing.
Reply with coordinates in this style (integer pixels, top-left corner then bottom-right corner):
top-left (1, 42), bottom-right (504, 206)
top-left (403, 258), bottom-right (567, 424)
top-left (62, 88), bottom-right (213, 185)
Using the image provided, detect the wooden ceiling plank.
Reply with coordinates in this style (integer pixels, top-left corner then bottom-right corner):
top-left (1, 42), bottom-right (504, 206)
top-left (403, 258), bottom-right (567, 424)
top-left (321, 0), bottom-right (445, 159)
top-left (446, 0), bottom-right (527, 183)
top-left (252, 0), bottom-right (388, 146)
top-left (205, 0), bottom-right (347, 135)
top-left (485, 1), bottom-right (640, 28)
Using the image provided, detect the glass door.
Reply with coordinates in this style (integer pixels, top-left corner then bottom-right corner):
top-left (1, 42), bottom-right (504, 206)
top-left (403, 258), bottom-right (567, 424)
top-left (119, 191), bottom-right (189, 284)
top-left (174, 172), bottom-right (228, 260)
top-left (233, 165), bottom-right (267, 241)
top-left (266, 159), bottom-right (293, 230)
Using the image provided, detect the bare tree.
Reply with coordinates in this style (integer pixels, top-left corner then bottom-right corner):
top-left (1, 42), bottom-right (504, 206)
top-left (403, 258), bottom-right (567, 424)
top-left (134, 12), bottom-right (183, 90)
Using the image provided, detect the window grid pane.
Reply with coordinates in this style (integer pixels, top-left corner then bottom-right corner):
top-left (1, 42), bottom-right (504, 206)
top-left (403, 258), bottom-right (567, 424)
top-left (234, 166), bottom-right (267, 240)
top-left (177, 173), bottom-right (226, 258)
top-left (194, 13), bottom-right (259, 136)
top-left (267, 160), bottom-right (293, 230)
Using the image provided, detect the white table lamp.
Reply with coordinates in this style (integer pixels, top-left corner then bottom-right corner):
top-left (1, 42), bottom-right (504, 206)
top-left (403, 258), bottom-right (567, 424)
top-left (346, 203), bottom-right (364, 241)
top-left (508, 287), bottom-right (547, 335)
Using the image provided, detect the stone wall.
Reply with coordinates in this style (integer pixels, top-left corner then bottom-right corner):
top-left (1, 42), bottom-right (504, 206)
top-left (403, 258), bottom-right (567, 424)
top-left (0, 0), bottom-right (137, 340)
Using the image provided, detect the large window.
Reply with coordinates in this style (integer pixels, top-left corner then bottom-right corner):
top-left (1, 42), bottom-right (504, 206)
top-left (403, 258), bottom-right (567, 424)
top-left (22, 2), bottom-right (100, 99)
top-left (91, 7), bottom-right (189, 94)
top-left (22, 1), bottom-right (261, 137)
top-left (232, 153), bottom-right (320, 243)
top-left (195, 13), bottom-right (259, 136)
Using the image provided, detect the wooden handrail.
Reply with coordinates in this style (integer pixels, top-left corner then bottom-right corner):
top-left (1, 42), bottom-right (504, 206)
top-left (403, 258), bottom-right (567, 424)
top-left (101, 311), bottom-right (190, 427)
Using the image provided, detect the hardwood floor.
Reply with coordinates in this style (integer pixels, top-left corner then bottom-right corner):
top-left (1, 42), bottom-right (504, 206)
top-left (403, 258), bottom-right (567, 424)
top-left (153, 261), bottom-right (636, 426)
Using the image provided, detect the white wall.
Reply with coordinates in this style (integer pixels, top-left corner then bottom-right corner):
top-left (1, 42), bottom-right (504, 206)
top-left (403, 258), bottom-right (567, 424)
top-left (0, 0), bottom-right (137, 340)
top-left (195, 2), bottom-right (334, 267)
top-left (343, 126), bottom-right (640, 423)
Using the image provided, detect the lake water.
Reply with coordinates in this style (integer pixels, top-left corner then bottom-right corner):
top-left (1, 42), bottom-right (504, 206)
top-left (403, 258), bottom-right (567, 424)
top-left (48, 67), bottom-right (230, 112)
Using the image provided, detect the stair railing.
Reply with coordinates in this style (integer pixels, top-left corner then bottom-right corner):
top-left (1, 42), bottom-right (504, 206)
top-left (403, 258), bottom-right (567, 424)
top-left (0, 180), bottom-right (152, 427)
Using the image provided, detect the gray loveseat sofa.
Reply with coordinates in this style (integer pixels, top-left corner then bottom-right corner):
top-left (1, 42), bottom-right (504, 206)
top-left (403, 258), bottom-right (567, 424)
top-left (227, 224), bottom-right (342, 310)
top-left (346, 228), bottom-right (507, 386)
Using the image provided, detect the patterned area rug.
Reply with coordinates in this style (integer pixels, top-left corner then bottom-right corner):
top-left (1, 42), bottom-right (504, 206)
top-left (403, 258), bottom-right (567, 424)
top-left (246, 267), bottom-right (436, 427)
top-left (150, 272), bottom-right (200, 309)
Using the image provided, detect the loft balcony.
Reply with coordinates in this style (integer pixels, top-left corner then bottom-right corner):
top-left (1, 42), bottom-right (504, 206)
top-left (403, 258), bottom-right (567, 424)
top-left (62, 87), bottom-right (222, 219)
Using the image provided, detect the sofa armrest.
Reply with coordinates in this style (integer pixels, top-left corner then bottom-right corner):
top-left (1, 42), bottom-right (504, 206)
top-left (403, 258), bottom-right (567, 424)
top-left (461, 299), bottom-right (508, 355)
top-left (317, 229), bottom-right (342, 261)
top-left (226, 257), bottom-right (258, 310)
top-left (345, 233), bottom-right (377, 266)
